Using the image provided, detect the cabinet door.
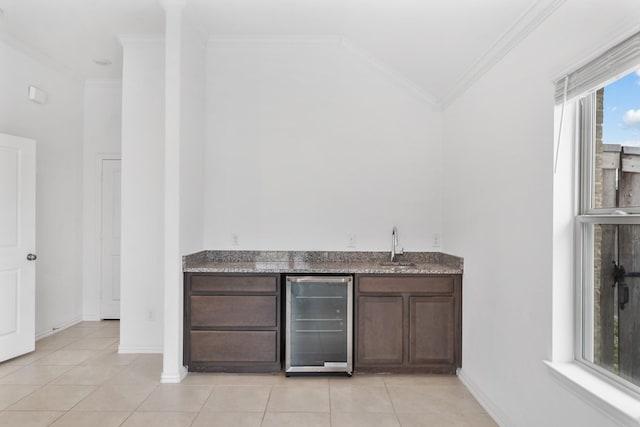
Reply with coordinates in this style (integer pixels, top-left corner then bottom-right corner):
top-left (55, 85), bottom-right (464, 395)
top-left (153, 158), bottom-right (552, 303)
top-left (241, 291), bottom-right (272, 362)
top-left (409, 296), bottom-right (455, 365)
top-left (357, 296), bottom-right (404, 364)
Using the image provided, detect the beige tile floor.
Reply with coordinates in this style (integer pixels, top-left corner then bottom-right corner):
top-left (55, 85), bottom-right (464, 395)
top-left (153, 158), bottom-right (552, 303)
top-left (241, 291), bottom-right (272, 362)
top-left (0, 321), bottom-right (497, 427)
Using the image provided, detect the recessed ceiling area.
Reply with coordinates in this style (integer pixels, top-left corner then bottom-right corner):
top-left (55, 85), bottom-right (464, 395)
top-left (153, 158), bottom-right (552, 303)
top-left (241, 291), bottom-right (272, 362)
top-left (0, 0), bottom-right (564, 107)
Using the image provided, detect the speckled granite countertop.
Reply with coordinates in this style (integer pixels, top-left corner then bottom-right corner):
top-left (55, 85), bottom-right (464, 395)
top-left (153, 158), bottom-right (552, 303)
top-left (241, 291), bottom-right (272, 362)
top-left (183, 251), bottom-right (463, 275)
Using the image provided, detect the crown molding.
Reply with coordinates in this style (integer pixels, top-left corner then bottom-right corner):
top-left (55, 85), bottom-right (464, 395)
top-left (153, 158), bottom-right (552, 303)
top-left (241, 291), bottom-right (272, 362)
top-left (441, 0), bottom-right (567, 109)
top-left (206, 35), bottom-right (441, 109)
top-left (0, 32), bottom-right (83, 83)
top-left (340, 38), bottom-right (441, 110)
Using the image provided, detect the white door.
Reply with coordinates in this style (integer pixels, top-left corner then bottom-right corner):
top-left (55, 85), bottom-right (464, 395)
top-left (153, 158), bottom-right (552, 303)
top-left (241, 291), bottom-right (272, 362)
top-left (100, 159), bottom-right (121, 319)
top-left (0, 133), bottom-right (36, 362)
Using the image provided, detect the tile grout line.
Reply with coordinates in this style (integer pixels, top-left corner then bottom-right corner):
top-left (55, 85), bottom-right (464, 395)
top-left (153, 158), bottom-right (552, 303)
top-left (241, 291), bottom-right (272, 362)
top-left (0, 364), bottom-right (72, 412)
top-left (35, 328), bottom-right (131, 427)
top-left (51, 377), bottom-right (100, 421)
top-left (0, 329), bottom-right (97, 418)
top-left (260, 384), bottom-right (273, 426)
top-left (328, 380), bottom-right (333, 427)
top-left (383, 377), bottom-right (403, 426)
top-left (187, 382), bottom-right (215, 427)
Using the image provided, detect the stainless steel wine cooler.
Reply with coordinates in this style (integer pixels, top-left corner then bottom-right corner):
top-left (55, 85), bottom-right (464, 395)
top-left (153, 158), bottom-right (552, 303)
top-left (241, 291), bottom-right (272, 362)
top-left (285, 276), bottom-right (353, 375)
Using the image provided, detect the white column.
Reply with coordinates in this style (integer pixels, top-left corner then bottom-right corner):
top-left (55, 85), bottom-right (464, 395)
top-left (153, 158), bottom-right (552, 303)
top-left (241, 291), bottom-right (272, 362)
top-left (160, 0), bottom-right (187, 383)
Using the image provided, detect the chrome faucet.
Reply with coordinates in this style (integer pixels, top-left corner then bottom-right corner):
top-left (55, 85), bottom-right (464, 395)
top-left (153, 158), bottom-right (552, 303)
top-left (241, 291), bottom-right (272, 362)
top-left (391, 226), bottom-right (404, 262)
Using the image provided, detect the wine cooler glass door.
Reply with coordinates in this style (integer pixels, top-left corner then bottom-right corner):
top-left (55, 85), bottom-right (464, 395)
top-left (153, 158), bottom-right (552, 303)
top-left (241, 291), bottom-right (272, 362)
top-left (286, 276), bottom-right (353, 374)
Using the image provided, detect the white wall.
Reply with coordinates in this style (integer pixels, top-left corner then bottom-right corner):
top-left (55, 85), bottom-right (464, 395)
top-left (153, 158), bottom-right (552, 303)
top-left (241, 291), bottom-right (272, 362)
top-left (203, 38), bottom-right (443, 251)
top-left (0, 40), bottom-right (84, 338)
top-left (119, 37), bottom-right (165, 353)
top-left (82, 79), bottom-right (122, 321)
top-left (442, 0), bottom-right (640, 425)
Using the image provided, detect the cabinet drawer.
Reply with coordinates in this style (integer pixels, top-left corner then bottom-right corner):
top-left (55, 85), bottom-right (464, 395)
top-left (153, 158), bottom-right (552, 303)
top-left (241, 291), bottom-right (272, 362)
top-left (191, 295), bottom-right (277, 327)
top-left (190, 274), bottom-right (277, 293)
top-left (190, 330), bottom-right (277, 363)
top-left (358, 276), bottom-right (453, 294)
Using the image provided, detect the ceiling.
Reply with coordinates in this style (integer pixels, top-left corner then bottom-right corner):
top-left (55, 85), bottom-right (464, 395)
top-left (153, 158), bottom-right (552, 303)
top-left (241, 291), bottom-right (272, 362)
top-left (0, 0), bottom-right (564, 108)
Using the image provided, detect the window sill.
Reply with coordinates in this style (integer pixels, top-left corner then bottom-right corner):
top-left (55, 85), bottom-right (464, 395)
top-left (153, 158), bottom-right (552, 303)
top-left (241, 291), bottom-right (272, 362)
top-left (545, 361), bottom-right (640, 426)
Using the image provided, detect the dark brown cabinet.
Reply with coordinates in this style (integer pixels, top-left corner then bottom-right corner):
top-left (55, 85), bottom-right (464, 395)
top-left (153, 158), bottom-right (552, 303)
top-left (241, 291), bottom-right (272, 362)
top-left (357, 296), bottom-right (404, 364)
top-left (184, 273), bottom-right (281, 373)
top-left (355, 274), bottom-right (461, 374)
top-left (184, 271), bottom-right (461, 374)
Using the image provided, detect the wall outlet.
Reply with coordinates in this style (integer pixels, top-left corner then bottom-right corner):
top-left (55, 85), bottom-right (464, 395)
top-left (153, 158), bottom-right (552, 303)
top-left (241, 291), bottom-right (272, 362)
top-left (146, 309), bottom-right (155, 322)
top-left (232, 233), bottom-right (239, 246)
top-left (347, 233), bottom-right (357, 248)
top-left (432, 233), bottom-right (441, 248)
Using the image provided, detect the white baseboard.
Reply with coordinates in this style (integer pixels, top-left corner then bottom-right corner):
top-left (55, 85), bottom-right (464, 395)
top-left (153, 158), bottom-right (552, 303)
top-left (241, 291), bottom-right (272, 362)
top-left (118, 345), bottom-right (163, 354)
top-left (458, 368), bottom-right (512, 427)
top-left (82, 314), bottom-right (101, 321)
top-left (35, 317), bottom-right (83, 340)
top-left (161, 365), bottom-right (188, 383)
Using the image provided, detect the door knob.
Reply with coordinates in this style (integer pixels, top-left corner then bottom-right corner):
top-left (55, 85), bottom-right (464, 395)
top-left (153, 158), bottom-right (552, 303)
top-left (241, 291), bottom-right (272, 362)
top-left (26, 253), bottom-right (37, 261)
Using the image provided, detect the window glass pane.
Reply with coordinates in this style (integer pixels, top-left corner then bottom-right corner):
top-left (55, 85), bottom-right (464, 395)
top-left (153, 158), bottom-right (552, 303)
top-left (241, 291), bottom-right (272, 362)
top-left (591, 69), bottom-right (640, 210)
top-left (585, 223), bottom-right (640, 387)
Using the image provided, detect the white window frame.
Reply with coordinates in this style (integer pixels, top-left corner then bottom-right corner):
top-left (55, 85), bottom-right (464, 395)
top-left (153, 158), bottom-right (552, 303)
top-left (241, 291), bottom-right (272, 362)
top-left (548, 32), bottom-right (640, 426)
top-left (574, 90), bottom-right (640, 397)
